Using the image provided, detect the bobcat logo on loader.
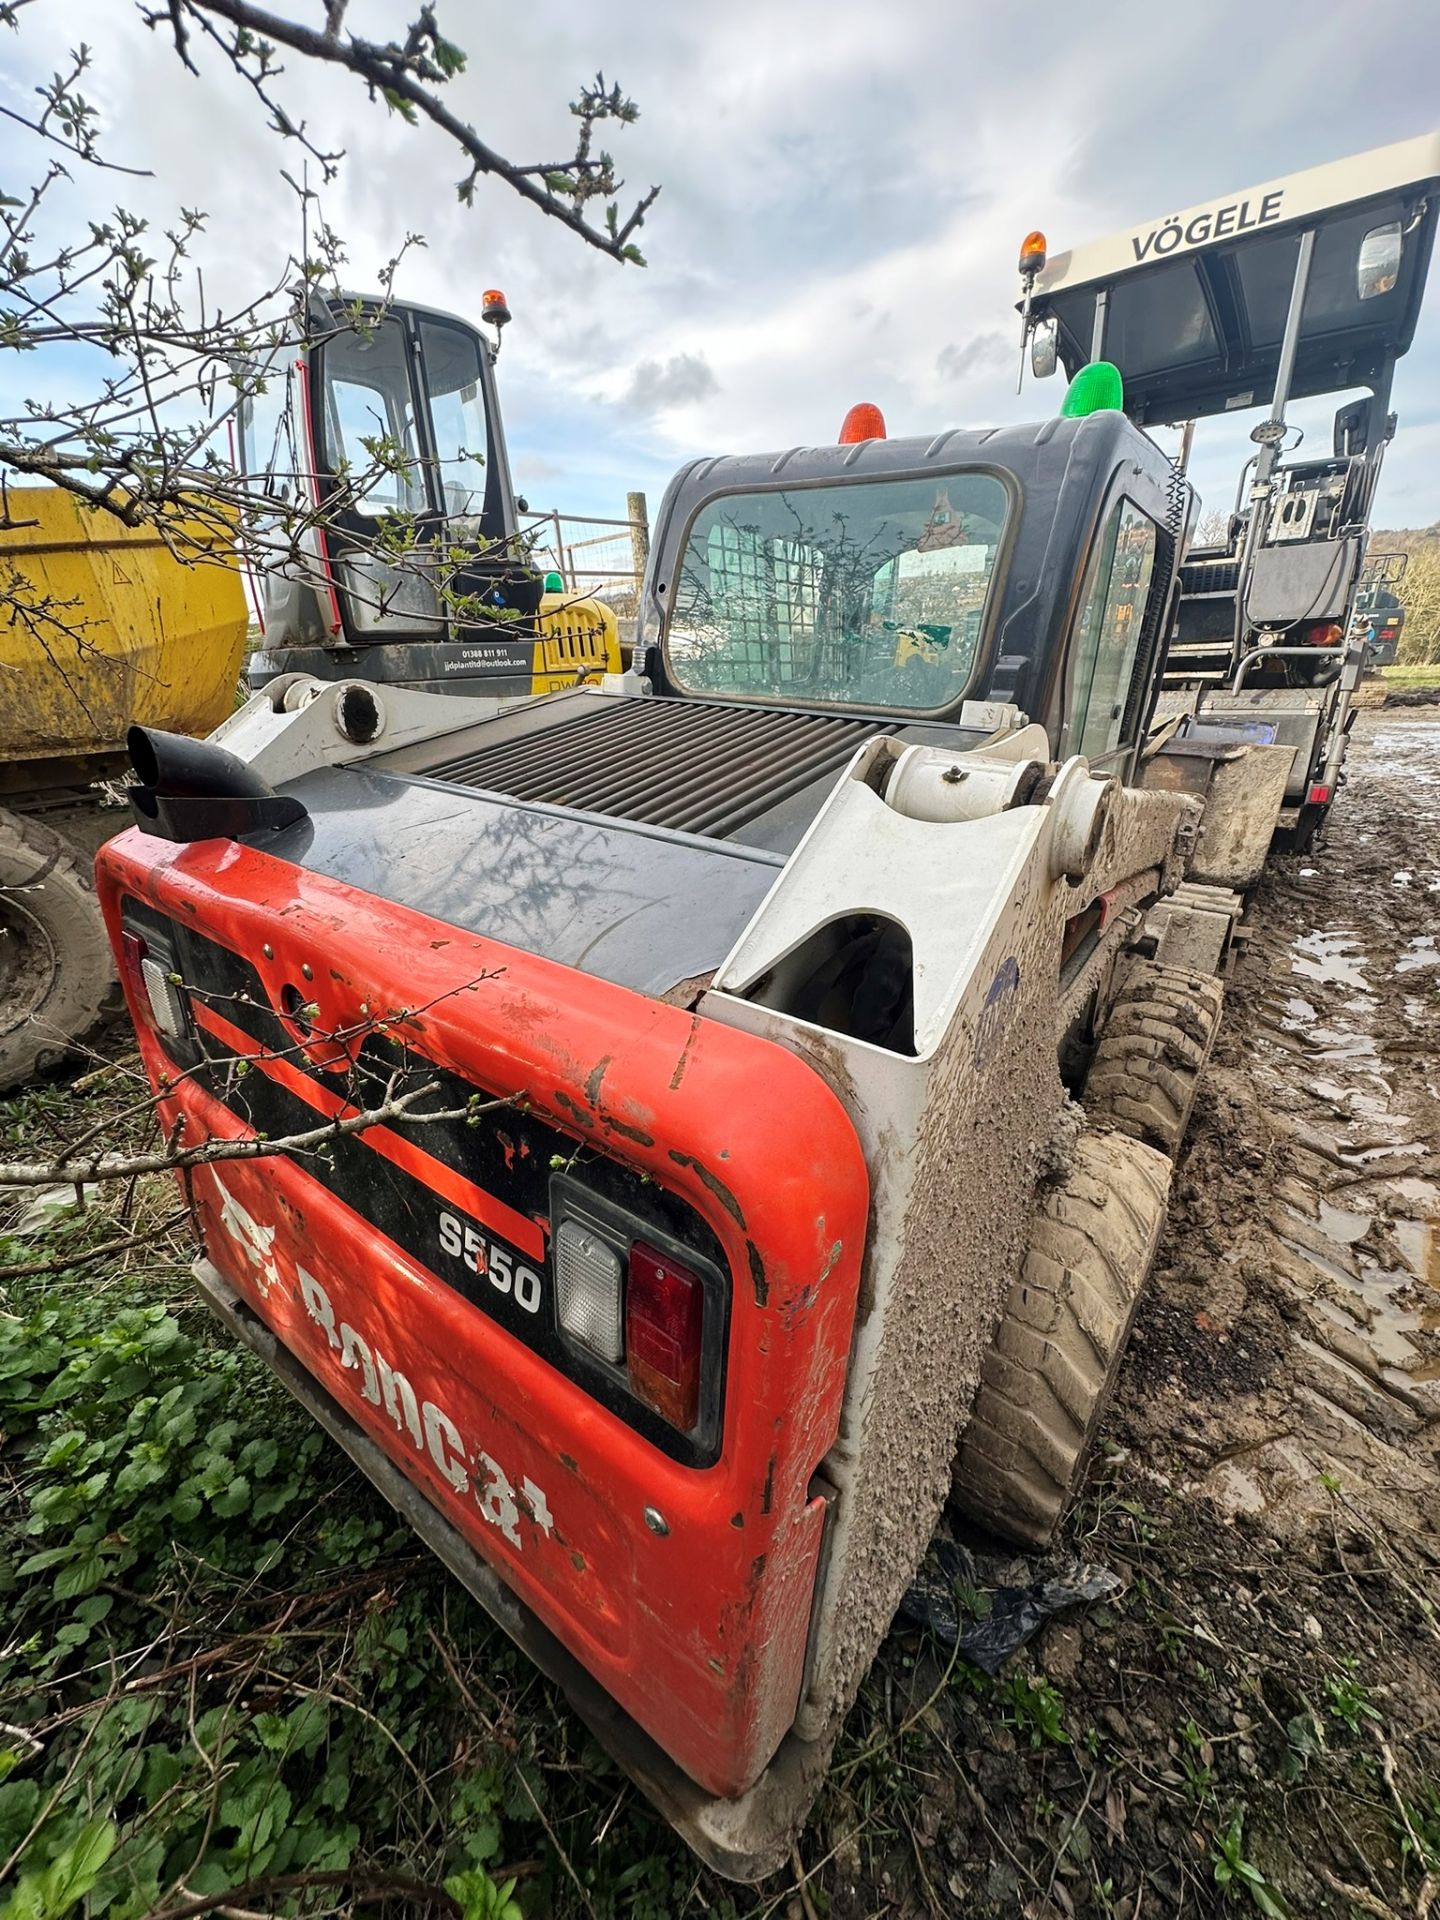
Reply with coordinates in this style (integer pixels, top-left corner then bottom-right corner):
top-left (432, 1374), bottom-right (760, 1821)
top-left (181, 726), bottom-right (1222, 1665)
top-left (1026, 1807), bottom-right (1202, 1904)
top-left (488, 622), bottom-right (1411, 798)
top-left (212, 1184), bottom-right (555, 1553)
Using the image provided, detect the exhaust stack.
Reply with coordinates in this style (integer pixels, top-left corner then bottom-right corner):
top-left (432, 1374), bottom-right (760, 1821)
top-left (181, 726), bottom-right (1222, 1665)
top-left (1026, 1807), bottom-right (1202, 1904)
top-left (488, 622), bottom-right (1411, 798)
top-left (127, 725), bottom-right (308, 844)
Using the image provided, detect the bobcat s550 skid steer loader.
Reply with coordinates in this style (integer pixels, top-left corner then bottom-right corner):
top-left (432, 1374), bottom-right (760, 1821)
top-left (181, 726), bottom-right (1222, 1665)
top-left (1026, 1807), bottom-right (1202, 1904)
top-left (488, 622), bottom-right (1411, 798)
top-left (99, 393), bottom-right (1246, 1878)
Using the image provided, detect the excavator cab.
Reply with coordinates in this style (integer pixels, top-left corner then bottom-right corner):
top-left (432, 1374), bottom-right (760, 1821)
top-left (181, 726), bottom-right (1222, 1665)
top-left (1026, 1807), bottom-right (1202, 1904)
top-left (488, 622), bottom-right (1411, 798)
top-left (237, 292), bottom-right (618, 700)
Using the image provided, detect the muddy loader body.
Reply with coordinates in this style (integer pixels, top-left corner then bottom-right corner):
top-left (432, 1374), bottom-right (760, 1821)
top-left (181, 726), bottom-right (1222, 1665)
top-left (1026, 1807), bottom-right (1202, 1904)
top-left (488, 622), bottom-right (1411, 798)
top-left (100, 407), bottom-right (1237, 1876)
top-left (1020, 133), bottom-right (1440, 854)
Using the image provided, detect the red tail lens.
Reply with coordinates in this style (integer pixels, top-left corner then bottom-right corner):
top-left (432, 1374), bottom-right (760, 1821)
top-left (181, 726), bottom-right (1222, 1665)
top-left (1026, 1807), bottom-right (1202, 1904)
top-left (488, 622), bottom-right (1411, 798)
top-left (121, 929), bottom-right (147, 988)
top-left (838, 402), bottom-right (887, 445)
top-left (626, 1240), bottom-right (704, 1431)
top-left (1307, 782), bottom-right (1331, 805)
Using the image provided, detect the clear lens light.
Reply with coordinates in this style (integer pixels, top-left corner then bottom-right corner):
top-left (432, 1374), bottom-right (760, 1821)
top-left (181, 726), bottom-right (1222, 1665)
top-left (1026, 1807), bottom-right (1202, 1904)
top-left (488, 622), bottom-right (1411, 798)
top-left (140, 956), bottom-right (189, 1041)
top-left (555, 1219), bottom-right (625, 1362)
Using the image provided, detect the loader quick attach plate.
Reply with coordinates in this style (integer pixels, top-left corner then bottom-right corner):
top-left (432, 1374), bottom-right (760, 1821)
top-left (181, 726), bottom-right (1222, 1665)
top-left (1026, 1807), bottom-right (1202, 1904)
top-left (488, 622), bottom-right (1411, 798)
top-left (94, 824), bottom-right (870, 1862)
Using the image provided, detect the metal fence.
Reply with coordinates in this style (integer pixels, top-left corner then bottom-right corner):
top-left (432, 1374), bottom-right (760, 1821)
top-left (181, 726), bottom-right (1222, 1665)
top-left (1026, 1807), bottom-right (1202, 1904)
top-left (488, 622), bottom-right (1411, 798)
top-left (522, 493), bottom-right (650, 606)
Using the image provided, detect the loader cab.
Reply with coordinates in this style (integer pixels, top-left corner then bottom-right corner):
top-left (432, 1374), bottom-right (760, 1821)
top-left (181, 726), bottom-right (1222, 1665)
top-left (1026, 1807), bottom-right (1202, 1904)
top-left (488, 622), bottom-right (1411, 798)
top-left (235, 293), bottom-right (613, 700)
top-left (1018, 133), bottom-right (1440, 840)
top-left (638, 407), bottom-right (1189, 788)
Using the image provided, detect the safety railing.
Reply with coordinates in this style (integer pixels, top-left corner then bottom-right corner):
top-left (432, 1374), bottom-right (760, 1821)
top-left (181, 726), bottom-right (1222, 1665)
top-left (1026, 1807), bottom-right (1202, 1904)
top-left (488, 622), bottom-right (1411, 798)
top-left (521, 493), bottom-right (650, 607)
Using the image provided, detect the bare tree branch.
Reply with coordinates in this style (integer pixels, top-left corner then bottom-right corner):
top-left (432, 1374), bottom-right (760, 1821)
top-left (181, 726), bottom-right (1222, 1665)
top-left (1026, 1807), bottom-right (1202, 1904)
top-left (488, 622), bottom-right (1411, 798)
top-left (0, 1079), bottom-right (510, 1189)
top-left (146, 0), bottom-right (658, 260)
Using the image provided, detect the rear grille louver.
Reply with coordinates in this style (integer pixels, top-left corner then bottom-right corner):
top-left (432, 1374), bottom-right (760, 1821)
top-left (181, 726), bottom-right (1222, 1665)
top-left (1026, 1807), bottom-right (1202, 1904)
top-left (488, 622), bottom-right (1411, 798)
top-left (419, 699), bottom-right (896, 840)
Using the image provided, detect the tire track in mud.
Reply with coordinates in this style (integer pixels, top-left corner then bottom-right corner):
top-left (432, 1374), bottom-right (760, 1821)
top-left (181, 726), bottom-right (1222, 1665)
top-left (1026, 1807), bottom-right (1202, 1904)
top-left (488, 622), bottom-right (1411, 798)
top-left (1117, 706), bottom-right (1440, 1540)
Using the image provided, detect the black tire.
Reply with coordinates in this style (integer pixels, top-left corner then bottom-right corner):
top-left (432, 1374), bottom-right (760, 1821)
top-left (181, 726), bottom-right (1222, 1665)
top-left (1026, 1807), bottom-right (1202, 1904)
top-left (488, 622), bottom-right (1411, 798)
top-left (1082, 958), bottom-right (1223, 1156)
top-left (951, 1130), bottom-right (1171, 1547)
top-left (0, 809), bottom-right (116, 1092)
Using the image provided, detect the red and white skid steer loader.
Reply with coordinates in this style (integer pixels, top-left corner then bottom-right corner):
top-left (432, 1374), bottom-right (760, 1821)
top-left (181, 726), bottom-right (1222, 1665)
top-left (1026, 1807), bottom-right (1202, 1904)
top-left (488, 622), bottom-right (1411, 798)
top-left (99, 393), bottom-right (1251, 1874)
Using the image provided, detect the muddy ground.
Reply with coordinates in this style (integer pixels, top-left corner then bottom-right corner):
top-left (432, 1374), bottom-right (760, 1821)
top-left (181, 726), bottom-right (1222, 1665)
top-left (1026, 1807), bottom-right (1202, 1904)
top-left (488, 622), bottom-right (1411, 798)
top-left (811, 706), bottom-right (1440, 1919)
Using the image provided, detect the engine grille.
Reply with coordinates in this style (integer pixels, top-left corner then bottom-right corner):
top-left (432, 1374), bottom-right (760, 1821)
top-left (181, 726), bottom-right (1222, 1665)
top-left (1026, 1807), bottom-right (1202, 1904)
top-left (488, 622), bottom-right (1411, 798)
top-left (1178, 558), bottom-right (1241, 596)
top-left (418, 698), bottom-right (896, 839)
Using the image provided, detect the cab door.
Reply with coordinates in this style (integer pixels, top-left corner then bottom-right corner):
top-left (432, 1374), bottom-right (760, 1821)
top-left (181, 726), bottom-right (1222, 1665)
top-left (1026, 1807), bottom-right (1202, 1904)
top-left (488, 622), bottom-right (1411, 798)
top-left (1061, 495), bottom-right (1163, 777)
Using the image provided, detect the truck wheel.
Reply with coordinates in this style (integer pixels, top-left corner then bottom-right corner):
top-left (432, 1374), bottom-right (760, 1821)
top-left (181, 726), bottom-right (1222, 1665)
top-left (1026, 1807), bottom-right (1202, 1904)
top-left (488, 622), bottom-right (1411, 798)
top-left (1082, 958), bottom-right (1223, 1156)
top-left (0, 810), bottom-right (115, 1092)
top-left (951, 1129), bottom-right (1171, 1547)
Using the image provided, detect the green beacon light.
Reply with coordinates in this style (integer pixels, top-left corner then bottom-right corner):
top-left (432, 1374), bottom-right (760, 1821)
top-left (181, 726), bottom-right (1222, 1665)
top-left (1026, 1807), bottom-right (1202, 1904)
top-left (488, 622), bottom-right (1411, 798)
top-left (1060, 361), bottom-right (1125, 419)
top-left (543, 571), bottom-right (564, 593)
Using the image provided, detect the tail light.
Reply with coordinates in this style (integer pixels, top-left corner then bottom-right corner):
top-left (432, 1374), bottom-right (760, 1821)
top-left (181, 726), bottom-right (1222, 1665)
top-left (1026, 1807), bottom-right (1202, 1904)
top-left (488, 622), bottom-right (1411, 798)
top-left (554, 1219), bottom-right (626, 1362)
top-left (1307, 782), bottom-right (1331, 805)
top-left (626, 1241), bottom-right (704, 1431)
top-left (121, 927), bottom-right (191, 1044)
top-left (550, 1179), bottom-right (720, 1440)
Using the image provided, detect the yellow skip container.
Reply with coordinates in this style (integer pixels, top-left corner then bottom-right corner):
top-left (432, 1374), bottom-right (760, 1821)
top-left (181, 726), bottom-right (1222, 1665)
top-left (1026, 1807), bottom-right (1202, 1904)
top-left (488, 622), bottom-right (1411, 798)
top-left (0, 488), bottom-right (248, 783)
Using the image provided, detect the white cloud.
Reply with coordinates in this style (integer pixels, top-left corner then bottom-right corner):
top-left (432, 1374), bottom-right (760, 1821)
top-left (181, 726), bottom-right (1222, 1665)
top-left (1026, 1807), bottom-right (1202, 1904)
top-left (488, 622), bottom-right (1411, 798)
top-left (617, 351), bottom-right (718, 415)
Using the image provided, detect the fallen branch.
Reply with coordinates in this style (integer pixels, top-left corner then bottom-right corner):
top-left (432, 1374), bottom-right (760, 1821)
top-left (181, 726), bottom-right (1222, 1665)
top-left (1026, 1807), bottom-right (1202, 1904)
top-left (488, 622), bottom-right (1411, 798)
top-left (0, 1211), bottom-right (191, 1280)
top-left (145, 1867), bottom-right (465, 1920)
top-left (0, 1083), bottom-right (508, 1190)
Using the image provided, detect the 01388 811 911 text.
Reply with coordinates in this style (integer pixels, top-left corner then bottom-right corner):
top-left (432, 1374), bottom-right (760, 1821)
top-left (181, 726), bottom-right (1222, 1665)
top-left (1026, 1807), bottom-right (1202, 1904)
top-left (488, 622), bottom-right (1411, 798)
top-left (214, 1182), bottom-right (556, 1552)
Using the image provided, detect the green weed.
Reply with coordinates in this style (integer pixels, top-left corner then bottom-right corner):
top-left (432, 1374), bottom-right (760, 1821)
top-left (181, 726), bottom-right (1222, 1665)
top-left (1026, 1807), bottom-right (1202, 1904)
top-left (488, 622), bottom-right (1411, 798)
top-left (1211, 1807), bottom-right (1289, 1917)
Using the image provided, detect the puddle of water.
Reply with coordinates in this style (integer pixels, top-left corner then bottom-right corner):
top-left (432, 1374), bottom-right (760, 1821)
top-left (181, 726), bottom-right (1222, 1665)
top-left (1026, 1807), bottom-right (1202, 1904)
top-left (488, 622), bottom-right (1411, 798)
top-left (1307, 1024), bottom-right (1380, 1063)
top-left (1309, 1291), bottom-right (1433, 1377)
top-left (1318, 1201), bottom-right (1371, 1244)
top-left (1393, 872), bottom-right (1413, 888)
top-left (1396, 935), bottom-right (1439, 975)
top-left (1292, 929), bottom-right (1369, 989)
top-left (1277, 1225), bottom-right (1357, 1288)
top-left (1392, 1216), bottom-right (1440, 1292)
top-left (1282, 993), bottom-right (1317, 1028)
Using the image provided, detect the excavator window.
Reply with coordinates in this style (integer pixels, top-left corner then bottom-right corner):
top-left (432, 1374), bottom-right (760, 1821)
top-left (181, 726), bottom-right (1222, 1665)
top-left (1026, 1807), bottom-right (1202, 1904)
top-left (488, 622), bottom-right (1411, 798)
top-left (417, 318), bottom-right (492, 523)
top-left (318, 316), bottom-right (426, 519)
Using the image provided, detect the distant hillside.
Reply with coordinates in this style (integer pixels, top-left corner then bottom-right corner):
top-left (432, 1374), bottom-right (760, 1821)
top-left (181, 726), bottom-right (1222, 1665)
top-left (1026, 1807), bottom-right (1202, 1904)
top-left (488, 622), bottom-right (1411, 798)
top-left (1370, 526), bottom-right (1440, 664)
top-left (1369, 525), bottom-right (1440, 551)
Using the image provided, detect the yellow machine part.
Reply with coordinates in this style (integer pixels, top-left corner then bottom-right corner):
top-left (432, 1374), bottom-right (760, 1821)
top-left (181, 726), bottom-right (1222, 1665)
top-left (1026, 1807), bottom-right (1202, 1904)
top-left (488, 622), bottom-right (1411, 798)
top-left (533, 591), bottom-right (622, 694)
top-left (893, 627), bottom-right (942, 668)
top-left (0, 488), bottom-right (248, 771)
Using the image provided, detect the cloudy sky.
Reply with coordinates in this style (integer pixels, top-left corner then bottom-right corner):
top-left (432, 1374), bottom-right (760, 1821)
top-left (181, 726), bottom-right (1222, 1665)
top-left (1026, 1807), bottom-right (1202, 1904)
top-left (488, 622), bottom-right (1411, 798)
top-left (4, 0), bottom-right (1440, 532)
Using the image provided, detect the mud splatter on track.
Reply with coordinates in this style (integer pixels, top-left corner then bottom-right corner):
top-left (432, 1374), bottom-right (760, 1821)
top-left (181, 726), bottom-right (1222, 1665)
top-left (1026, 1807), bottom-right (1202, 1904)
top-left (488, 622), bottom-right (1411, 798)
top-left (1120, 706), bottom-right (1440, 1538)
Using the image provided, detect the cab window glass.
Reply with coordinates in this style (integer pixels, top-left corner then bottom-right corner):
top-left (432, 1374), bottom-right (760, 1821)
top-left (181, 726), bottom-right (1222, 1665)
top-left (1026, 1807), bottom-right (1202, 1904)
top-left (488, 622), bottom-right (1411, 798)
top-left (666, 472), bottom-right (1009, 713)
top-left (1066, 499), bottom-right (1158, 760)
top-left (319, 317), bottom-right (424, 518)
top-left (418, 318), bottom-right (490, 519)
